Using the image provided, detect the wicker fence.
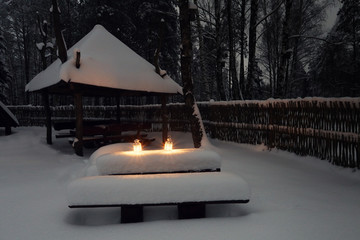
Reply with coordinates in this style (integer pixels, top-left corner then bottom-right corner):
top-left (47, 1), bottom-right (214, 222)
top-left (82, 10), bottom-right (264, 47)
top-left (8, 97), bottom-right (360, 168)
top-left (198, 98), bottom-right (360, 169)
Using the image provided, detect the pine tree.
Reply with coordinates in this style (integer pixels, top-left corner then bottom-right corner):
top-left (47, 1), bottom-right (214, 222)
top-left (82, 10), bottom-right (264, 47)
top-left (336, 0), bottom-right (360, 96)
top-left (311, 0), bottom-right (360, 97)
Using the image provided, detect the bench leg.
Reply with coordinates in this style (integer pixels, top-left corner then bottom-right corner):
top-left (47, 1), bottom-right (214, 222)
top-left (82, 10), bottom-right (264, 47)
top-left (121, 205), bottom-right (143, 223)
top-left (5, 126), bottom-right (11, 135)
top-left (178, 203), bottom-right (206, 219)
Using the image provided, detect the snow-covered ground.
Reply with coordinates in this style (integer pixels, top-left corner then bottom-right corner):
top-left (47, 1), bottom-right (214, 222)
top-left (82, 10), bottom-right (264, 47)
top-left (1, 127), bottom-right (360, 240)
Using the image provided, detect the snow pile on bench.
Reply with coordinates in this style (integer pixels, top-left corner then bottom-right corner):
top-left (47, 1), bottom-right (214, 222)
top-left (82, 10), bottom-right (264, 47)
top-left (95, 148), bottom-right (221, 175)
top-left (68, 172), bottom-right (250, 207)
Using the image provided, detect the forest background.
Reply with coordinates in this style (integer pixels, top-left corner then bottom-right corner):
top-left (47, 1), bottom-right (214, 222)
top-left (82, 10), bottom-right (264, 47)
top-left (0, 0), bottom-right (359, 106)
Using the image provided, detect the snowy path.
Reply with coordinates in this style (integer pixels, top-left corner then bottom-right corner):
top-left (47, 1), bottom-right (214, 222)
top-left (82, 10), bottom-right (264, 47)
top-left (1, 127), bottom-right (360, 240)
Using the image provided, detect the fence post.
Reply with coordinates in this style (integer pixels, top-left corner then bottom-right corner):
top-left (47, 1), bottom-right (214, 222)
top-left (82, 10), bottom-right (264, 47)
top-left (267, 102), bottom-right (275, 149)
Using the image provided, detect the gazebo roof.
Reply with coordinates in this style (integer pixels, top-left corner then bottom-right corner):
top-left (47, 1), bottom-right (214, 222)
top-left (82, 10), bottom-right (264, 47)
top-left (26, 25), bottom-right (182, 96)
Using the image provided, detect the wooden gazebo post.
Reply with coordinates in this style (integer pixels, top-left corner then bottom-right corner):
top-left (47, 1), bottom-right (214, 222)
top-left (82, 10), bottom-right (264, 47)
top-left (43, 90), bottom-right (52, 144)
top-left (161, 94), bottom-right (168, 143)
top-left (72, 84), bottom-right (84, 156)
top-left (116, 96), bottom-right (121, 123)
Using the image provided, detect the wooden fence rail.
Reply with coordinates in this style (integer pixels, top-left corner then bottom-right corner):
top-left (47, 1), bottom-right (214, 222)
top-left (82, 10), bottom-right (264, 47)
top-left (8, 97), bottom-right (360, 168)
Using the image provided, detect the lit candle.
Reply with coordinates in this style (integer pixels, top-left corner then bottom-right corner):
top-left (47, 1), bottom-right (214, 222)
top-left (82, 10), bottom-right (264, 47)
top-left (164, 137), bottom-right (173, 151)
top-left (133, 139), bottom-right (142, 152)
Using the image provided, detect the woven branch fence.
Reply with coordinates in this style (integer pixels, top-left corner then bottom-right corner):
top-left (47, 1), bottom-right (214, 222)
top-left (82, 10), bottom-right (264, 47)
top-left (8, 98), bottom-right (360, 168)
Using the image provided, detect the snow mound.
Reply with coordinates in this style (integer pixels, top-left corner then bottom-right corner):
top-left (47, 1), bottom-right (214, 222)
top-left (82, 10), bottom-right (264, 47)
top-left (68, 172), bottom-right (250, 206)
top-left (96, 148), bottom-right (222, 175)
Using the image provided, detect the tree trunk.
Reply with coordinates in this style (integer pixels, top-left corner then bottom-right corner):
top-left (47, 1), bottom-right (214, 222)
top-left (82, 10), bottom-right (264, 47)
top-left (239, 0), bottom-right (246, 97)
top-left (215, 0), bottom-right (227, 101)
top-left (179, 0), bottom-right (202, 148)
top-left (52, 0), bottom-right (67, 63)
top-left (154, 19), bottom-right (165, 75)
top-left (21, 18), bottom-right (30, 104)
top-left (194, 0), bottom-right (210, 101)
top-left (275, 0), bottom-right (292, 98)
top-left (246, 0), bottom-right (259, 100)
top-left (227, 0), bottom-right (241, 100)
top-left (289, 0), bottom-right (303, 98)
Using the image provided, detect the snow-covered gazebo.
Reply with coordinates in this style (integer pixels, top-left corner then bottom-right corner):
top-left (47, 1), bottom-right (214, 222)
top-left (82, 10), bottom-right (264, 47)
top-left (26, 25), bottom-right (183, 155)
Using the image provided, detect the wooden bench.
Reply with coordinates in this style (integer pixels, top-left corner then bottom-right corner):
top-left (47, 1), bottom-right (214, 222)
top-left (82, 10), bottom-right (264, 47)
top-left (68, 145), bottom-right (250, 223)
top-left (55, 121), bottom-right (154, 148)
top-left (67, 172), bottom-right (250, 223)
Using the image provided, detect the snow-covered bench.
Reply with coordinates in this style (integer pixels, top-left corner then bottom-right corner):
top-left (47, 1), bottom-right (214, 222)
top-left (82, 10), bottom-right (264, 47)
top-left (68, 172), bottom-right (250, 223)
top-left (68, 143), bottom-right (250, 223)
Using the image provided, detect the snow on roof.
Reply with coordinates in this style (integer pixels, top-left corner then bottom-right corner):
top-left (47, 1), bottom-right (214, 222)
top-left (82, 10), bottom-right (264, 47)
top-left (26, 25), bottom-right (183, 95)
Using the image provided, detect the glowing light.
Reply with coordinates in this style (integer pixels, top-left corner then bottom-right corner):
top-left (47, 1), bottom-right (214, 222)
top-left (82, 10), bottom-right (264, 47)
top-left (164, 137), bottom-right (173, 151)
top-left (133, 139), bottom-right (142, 152)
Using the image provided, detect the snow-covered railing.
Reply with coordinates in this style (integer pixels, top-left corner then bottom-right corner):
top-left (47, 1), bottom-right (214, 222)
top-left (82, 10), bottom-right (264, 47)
top-left (8, 97), bottom-right (360, 168)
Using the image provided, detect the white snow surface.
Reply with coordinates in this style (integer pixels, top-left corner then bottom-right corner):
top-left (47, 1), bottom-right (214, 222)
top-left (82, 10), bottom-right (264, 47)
top-left (25, 25), bottom-right (183, 95)
top-left (68, 172), bottom-right (249, 206)
top-left (95, 148), bottom-right (221, 175)
top-left (1, 127), bottom-right (360, 240)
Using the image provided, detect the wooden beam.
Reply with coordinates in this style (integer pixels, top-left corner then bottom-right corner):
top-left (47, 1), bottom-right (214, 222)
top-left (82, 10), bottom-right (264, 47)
top-left (74, 92), bottom-right (83, 156)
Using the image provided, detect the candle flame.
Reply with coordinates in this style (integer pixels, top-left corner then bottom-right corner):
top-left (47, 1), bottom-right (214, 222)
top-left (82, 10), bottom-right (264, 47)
top-left (164, 137), bottom-right (173, 151)
top-left (133, 139), bottom-right (142, 152)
